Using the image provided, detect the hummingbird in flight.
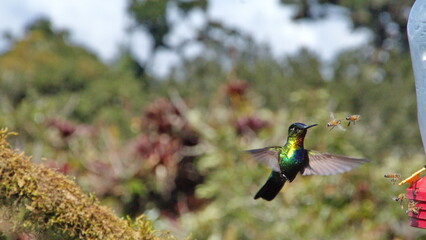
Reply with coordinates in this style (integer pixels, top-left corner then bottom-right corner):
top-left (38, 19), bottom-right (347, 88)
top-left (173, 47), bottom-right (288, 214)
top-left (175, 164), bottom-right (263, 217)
top-left (246, 122), bottom-right (369, 201)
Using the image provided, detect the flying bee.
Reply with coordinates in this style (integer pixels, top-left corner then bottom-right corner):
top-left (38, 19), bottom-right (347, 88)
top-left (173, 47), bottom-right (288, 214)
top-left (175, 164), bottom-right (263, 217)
top-left (393, 193), bottom-right (406, 209)
top-left (327, 112), bottom-right (345, 131)
top-left (407, 200), bottom-right (420, 215)
top-left (384, 173), bottom-right (401, 185)
top-left (346, 114), bottom-right (361, 126)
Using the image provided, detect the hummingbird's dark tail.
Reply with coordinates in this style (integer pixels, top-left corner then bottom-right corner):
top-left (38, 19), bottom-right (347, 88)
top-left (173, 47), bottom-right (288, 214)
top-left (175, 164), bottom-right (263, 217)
top-left (254, 173), bottom-right (286, 201)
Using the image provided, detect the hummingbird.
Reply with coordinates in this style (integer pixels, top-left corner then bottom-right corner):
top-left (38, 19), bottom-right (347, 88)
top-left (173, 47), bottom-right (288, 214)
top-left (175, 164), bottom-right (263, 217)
top-left (246, 122), bottom-right (370, 201)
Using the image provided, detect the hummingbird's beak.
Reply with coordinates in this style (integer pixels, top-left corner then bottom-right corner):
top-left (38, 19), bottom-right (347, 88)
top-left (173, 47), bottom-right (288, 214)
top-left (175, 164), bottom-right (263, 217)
top-left (304, 124), bottom-right (318, 129)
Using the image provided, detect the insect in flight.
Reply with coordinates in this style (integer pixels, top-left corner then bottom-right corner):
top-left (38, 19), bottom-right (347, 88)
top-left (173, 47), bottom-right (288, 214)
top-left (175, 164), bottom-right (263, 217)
top-left (346, 114), bottom-right (361, 127)
top-left (407, 200), bottom-right (420, 215)
top-left (327, 112), bottom-right (345, 131)
top-left (384, 173), bottom-right (401, 185)
top-left (393, 193), bottom-right (406, 209)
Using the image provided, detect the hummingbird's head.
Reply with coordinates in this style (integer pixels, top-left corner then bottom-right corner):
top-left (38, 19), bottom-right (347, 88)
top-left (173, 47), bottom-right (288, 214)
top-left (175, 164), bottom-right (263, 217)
top-left (288, 123), bottom-right (318, 139)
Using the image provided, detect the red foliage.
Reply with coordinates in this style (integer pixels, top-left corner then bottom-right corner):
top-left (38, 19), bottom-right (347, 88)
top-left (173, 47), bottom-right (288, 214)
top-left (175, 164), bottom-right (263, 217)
top-left (134, 134), bottom-right (182, 168)
top-left (225, 80), bottom-right (249, 97)
top-left (143, 98), bottom-right (182, 135)
top-left (140, 98), bottom-right (199, 146)
top-left (45, 118), bottom-right (76, 138)
top-left (130, 97), bottom-right (204, 217)
top-left (235, 115), bottom-right (269, 135)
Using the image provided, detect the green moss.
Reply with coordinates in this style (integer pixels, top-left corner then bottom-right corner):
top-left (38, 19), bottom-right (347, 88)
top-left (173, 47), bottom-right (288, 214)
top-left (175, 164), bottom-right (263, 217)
top-left (0, 129), bottom-right (175, 240)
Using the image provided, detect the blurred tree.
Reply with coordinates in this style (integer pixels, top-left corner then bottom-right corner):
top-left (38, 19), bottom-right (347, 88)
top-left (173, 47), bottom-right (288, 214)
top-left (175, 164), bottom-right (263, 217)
top-left (128, 0), bottom-right (208, 50)
top-left (127, 0), bottom-right (256, 78)
top-left (281, 0), bottom-right (415, 51)
top-left (0, 18), bottom-right (148, 135)
top-left (0, 18), bottom-right (102, 106)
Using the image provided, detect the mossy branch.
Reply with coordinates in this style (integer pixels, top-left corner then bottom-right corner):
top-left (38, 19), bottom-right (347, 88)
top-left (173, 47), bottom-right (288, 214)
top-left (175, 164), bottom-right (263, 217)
top-left (0, 129), bottom-right (176, 240)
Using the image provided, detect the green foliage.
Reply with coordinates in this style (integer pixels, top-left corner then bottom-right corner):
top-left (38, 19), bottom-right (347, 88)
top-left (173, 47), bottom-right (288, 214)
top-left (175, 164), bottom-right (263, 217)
top-left (0, 18), bottom-right (149, 140)
top-left (0, 18), bottom-right (103, 102)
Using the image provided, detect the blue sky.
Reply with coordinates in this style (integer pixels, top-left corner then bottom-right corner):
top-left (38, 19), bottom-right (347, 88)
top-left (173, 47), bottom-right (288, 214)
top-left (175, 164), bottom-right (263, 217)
top-left (1, 0), bottom-right (370, 76)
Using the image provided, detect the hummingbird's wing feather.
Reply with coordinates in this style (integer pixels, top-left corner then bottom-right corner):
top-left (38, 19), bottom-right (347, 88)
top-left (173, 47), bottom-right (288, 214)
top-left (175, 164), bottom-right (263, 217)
top-left (302, 150), bottom-right (370, 176)
top-left (245, 147), bottom-right (281, 172)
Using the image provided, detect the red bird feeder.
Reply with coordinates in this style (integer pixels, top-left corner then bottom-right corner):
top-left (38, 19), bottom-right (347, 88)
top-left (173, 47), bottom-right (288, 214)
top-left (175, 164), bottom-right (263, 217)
top-left (406, 177), bottom-right (426, 228)
top-left (400, 167), bottom-right (426, 229)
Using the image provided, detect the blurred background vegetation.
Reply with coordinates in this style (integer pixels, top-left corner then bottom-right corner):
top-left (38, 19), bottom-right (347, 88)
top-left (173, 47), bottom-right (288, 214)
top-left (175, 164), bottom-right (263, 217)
top-left (1, 0), bottom-right (425, 239)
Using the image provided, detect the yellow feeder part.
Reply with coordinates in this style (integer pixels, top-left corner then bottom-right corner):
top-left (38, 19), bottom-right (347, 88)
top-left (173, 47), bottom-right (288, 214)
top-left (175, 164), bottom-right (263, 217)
top-left (399, 166), bottom-right (426, 186)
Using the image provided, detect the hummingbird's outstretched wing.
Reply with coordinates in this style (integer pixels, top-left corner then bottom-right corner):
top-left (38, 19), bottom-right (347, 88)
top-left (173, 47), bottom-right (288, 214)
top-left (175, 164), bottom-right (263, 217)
top-left (302, 150), bottom-right (369, 176)
top-left (245, 147), bottom-right (281, 172)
